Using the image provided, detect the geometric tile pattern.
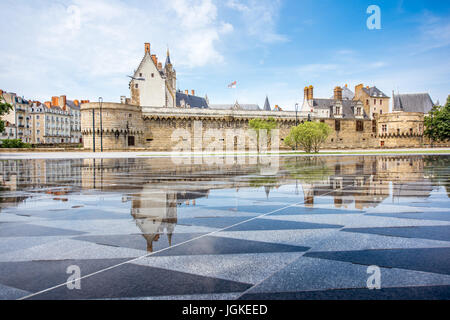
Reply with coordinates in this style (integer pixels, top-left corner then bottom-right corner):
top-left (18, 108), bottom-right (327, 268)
top-left (0, 155), bottom-right (449, 300)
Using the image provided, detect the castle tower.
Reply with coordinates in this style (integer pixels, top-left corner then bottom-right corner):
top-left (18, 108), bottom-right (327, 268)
top-left (164, 48), bottom-right (177, 108)
top-left (129, 42), bottom-right (166, 109)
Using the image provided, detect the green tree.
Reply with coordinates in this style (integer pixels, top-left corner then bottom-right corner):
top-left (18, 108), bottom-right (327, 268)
top-left (424, 95), bottom-right (450, 142)
top-left (284, 121), bottom-right (331, 153)
top-left (249, 117), bottom-right (278, 152)
top-left (0, 95), bottom-right (13, 133)
top-left (1, 139), bottom-right (31, 148)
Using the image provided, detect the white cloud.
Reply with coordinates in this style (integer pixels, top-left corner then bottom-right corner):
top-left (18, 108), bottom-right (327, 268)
top-left (0, 0), bottom-right (233, 101)
top-left (225, 0), bottom-right (288, 43)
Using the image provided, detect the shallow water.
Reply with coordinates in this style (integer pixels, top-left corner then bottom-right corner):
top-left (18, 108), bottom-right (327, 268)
top-left (0, 155), bottom-right (449, 299)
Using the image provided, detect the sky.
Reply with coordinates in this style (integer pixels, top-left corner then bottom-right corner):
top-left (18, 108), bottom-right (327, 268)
top-left (0, 0), bottom-right (449, 110)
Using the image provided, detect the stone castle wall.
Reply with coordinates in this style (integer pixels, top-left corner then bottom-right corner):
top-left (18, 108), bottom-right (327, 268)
top-left (80, 102), bottom-right (445, 151)
top-left (81, 102), bottom-right (145, 150)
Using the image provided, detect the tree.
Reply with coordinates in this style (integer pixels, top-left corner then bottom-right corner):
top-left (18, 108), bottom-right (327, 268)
top-left (284, 121), bottom-right (331, 153)
top-left (424, 95), bottom-right (450, 142)
top-left (0, 95), bottom-right (13, 133)
top-left (249, 117), bottom-right (278, 152)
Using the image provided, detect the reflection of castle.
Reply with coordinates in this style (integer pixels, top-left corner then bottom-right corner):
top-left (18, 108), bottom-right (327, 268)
top-left (0, 159), bottom-right (82, 210)
top-left (130, 187), bottom-right (209, 252)
top-left (297, 156), bottom-right (433, 210)
top-left (0, 156), bottom-right (442, 227)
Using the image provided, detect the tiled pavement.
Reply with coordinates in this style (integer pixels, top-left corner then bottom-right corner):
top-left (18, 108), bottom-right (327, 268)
top-left (0, 156), bottom-right (449, 300)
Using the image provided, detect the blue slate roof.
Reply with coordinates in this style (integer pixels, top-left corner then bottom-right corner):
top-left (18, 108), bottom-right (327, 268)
top-left (176, 91), bottom-right (209, 109)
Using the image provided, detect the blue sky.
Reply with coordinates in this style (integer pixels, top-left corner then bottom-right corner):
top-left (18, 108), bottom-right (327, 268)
top-left (0, 0), bottom-right (449, 110)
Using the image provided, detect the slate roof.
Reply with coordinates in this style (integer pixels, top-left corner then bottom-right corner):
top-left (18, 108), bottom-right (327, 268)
top-left (362, 86), bottom-right (389, 98)
top-left (209, 104), bottom-right (261, 111)
top-left (263, 96), bottom-right (271, 111)
top-left (66, 100), bottom-right (80, 110)
top-left (393, 93), bottom-right (434, 113)
top-left (176, 91), bottom-right (209, 109)
top-left (312, 98), bottom-right (369, 119)
top-left (329, 86), bottom-right (354, 100)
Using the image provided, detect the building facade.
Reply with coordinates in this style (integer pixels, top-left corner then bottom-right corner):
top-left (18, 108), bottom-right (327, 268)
top-left (78, 42), bottom-right (448, 151)
top-left (1, 90), bottom-right (85, 145)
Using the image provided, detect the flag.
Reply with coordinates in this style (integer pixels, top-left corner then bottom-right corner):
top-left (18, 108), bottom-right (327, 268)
top-left (227, 81), bottom-right (237, 88)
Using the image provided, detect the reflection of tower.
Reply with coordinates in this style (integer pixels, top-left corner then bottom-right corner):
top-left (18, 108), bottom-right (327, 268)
top-left (301, 183), bottom-right (315, 207)
top-left (131, 187), bottom-right (178, 252)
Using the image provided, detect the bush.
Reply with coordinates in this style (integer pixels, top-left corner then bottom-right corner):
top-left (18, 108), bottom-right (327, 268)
top-left (1, 139), bottom-right (32, 148)
top-left (284, 121), bottom-right (331, 153)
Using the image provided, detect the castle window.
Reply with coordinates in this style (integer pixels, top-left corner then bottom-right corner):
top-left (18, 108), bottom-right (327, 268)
top-left (356, 120), bottom-right (364, 132)
top-left (139, 73), bottom-right (142, 77)
top-left (151, 73), bottom-right (154, 78)
top-left (380, 110), bottom-right (383, 115)
top-left (135, 84), bottom-right (138, 89)
top-left (335, 106), bottom-right (340, 115)
top-left (380, 99), bottom-right (382, 105)
top-left (335, 120), bottom-right (340, 131)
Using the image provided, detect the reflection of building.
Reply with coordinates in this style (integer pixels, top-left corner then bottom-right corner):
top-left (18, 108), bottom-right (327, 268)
top-left (130, 187), bottom-right (209, 252)
top-left (297, 156), bottom-right (434, 210)
top-left (0, 159), bottom-right (83, 210)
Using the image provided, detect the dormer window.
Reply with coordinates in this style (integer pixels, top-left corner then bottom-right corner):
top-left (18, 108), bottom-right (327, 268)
top-left (335, 106), bottom-right (340, 115)
top-left (356, 107), bottom-right (362, 116)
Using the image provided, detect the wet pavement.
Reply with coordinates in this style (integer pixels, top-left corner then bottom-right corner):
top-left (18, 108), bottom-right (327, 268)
top-left (0, 155), bottom-right (449, 300)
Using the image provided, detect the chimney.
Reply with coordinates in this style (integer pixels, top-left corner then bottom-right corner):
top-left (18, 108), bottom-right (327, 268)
top-left (59, 95), bottom-right (67, 110)
top-left (304, 87), bottom-right (309, 100)
top-left (308, 85), bottom-right (314, 100)
top-left (191, 90), bottom-right (195, 96)
top-left (157, 62), bottom-right (162, 70)
top-left (145, 43), bottom-right (150, 54)
top-left (120, 96), bottom-right (126, 104)
top-left (73, 100), bottom-right (79, 107)
top-left (184, 90), bottom-right (189, 95)
top-left (345, 84), bottom-right (348, 88)
top-left (334, 86), bottom-right (343, 100)
top-left (44, 101), bottom-right (52, 108)
top-left (366, 85), bottom-right (370, 89)
top-left (151, 54), bottom-right (157, 66)
top-left (0, 89), bottom-right (3, 97)
top-left (355, 84), bottom-right (364, 97)
top-left (51, 96), bottom-right (59, 107)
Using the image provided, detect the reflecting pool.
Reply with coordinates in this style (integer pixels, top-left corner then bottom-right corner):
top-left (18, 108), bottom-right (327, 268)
top-left (0, 155), bottom-right (449, 299)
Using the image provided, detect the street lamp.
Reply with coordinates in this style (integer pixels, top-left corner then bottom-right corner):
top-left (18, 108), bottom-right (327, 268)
top-left (92, 107), bottom-right (95, 153)
top-left (295, 102), bottom-right (299, 151)
top-left (99, 97), bottom-right (103, 152)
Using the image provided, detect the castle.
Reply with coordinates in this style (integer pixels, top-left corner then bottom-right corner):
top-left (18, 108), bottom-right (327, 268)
top-left (80, 43), bottom-right (446, 151)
